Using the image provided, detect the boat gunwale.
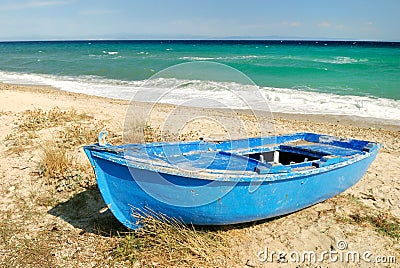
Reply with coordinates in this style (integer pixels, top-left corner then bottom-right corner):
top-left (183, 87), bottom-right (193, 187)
top-left (86, 145), bottom-right (376, 183)
top-left (85, 132), bottom-right (381, 182)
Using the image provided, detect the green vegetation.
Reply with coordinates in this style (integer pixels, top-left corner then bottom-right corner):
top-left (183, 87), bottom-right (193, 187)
top-left (338, 194), bottom-right (400, 241)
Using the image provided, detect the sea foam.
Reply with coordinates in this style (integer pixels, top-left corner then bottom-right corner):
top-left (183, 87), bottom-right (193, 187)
top-left (0, 71), bottom-right (398, 124)
top-left (313, 56), bottom-right (368, 64)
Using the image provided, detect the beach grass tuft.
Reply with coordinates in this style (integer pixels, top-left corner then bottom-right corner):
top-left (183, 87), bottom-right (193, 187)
top-left (113, 207), bottom-right (230, 266)
top-left (39, 141), bottom-right (72, 182)
top-left (363, 213), bottom-right (400, 240)
top-left (37, 140), bottom-right (98, 192)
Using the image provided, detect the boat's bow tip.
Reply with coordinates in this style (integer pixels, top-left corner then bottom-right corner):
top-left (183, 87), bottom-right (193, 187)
top-left (98, 130), bottom-right (111, 146)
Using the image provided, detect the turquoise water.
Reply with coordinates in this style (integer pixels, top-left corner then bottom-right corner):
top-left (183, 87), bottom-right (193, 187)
top-left (0, 40), bottom-right (399, 120)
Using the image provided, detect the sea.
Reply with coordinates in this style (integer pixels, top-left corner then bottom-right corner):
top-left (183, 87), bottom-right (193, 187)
top-left (0, 40), bottom-right (399, 124)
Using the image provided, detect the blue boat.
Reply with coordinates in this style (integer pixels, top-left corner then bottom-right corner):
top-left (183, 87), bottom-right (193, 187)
top-left (84, 132), bottom-right (380, 229)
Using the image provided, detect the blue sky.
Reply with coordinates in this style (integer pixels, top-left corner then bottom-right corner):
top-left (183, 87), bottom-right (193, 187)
top-left (0, 0), bottom-right (399, 41)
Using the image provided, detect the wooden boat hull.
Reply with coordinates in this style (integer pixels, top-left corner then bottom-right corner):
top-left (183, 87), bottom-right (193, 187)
top-left (84, 133), bottom-right (379, 229)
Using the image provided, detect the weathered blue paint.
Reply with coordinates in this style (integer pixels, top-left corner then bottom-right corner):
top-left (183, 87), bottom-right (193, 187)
top-left (84, 132), bottom-right (380, 229)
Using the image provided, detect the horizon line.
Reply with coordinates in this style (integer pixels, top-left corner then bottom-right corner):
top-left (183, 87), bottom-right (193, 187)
top-left (0, 38), bottom-right (399, 43)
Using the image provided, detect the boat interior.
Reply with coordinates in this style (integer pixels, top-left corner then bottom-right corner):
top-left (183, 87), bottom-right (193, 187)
top-left (95, 132), bottom-right (378, 175)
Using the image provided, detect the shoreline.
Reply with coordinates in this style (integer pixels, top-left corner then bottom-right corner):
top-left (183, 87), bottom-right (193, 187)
top-left (1, 82), bottom-right (399, 131)
top-left (274, 112), bottom-right (400, 131)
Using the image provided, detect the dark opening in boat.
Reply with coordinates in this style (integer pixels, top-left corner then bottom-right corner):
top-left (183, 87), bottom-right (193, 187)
top-left (244, 151), bottom-right (320, 165)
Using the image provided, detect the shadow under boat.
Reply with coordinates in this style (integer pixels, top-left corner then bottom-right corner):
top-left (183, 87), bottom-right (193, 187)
top-left (48, 185), bottom-right (286, 235)
top-left (48, 186), bottom-right (127, 236)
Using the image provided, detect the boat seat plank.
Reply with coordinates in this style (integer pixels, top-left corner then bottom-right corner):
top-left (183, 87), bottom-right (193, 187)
top-left (280, 144), bottom-right (361, 157)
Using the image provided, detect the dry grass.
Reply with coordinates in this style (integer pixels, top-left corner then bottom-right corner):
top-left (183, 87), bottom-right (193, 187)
top-left (37, 141), bottom-right (96, 192)
top-left (123, 118), bottom-right (156, 143)
top-left (22, 107), bottom-right (108, 191)
top-left (0, 194), bottom-right (59, 267)
top-left (4, 107), bottom-right (94, 152)
top-left (349, 212), bottom-right (400, 241)
top-left (4, 130), bottom-right (37, 152)
top-left (18, 107), bottom-right (92, 132)
top-left (113, 208), bottom-right (231, 267)
top-left (1, 106), bottom-right (121, 267)
top-left (3, 107), bottom-right (114, 191)
top-left (0, 207), bottom-right (116, 267)
top-left (336, 194), bottom-right (400, 241)
top-left (2, 230), bottom-right (59, 267)
top-left (0, 111), bottom-right (11, 116)
top-left (39, 142), bottom-right (71, 180)
top-left (57, 121), bottom-right (106, 148)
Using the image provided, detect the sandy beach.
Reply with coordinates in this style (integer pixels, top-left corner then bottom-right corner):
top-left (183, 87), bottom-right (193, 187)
top-left (1, 82), bottom-right (399, 267)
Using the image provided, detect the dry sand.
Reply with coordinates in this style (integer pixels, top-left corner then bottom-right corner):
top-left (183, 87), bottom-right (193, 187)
top-left (0, 82), bottom-right (399, 267)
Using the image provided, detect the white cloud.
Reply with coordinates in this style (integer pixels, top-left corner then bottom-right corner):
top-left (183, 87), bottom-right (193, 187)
top-left (0, 1), bottom-right (67, 10)
top-left (317, 21), bottom-right (331, 28)
top-left (79, 9), bottom-right (114, 16)
top-left (282, 21), bottom-right (302, 27)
